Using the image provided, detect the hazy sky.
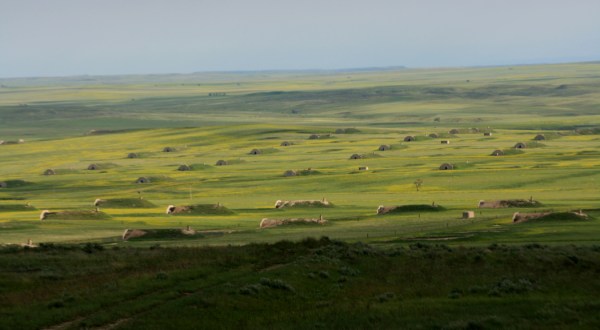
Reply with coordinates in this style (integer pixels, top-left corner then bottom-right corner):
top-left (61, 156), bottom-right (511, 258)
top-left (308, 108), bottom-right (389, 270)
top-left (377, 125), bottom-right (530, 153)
top-left (1, 0), bottom-right (599, 77)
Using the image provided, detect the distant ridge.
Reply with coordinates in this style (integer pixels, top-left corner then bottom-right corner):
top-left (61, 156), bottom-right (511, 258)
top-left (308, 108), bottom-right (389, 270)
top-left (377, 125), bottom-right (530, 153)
top-left (1, 61), bottom-right (598, 85)
top-left (193, 66), bottom-right (408, 74)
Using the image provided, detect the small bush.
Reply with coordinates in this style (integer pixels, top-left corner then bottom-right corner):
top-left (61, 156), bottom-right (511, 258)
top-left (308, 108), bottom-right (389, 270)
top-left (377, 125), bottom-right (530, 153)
top-left (239, 284), bottom-right (262, 295)
top-left (488, 278), bottom-right (535, 296)
top-left (127, 229), bottom-right (205, 241)
top-left (468, 285), bottom-right (487, 294)
top-left (47, 300), bottom-right (65, 309)
top-left (524, 243), bottom-right (545, 249)
top-left (38, 270), bottom-right (64, 281)
top-left (375, 292), bottom-right (396, 303)
top-left (318, 271), bottom-right (330, 279)
top-left (81, 243), bottom-right (104, 254)
top-left (338, 266), bottom-right (360, 277)
top-left (259, 278), bottom-right (295, 292)
top-left (46, 293), bottom-right (75, 309)
top-left (37, 243), bottom-right (78, 252)
top-left (300, 237), bottom-right (320, 249)
top-left (350, 242), bottom-right (379, 256)
top-left (565, 255), bottom-right (579, 265)
top-left (409, 242), bottom-right (430, 251)
top-left (448, 289), bottom-right (463, 299)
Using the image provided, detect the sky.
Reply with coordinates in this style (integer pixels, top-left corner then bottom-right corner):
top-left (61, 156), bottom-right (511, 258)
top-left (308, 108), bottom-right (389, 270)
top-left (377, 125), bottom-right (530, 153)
top-left (1, 0), bottom-right (600, 77)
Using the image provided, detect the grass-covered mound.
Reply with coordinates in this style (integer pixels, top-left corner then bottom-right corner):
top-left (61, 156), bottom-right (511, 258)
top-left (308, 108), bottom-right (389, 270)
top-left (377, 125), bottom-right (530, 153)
top-left (529, 212), bottom-right (590, 222)
top-left (448, 128), bottom-right (482, 134)
top-left (95, 198), bottom-right (156, 208)
top-left (364, 153), bottom-right (383, 159)
top-left (0, 180), bottom-right (32, 188)
top-left (52, 169), bottom-right (80, 175)
top-left (145, 175), bottom-right (173, 182)
top-left (378, 204), bottom-right (445, 215)
top-left (577, 150), bottom-right (600, 156)
top-left (335, 128), bottom-right (361, 134)
top-left (222, 159), bottom-right (246, 165)
top-left (275, 200), bottom-right (333, 209)
top-left (502, 199), bottom-right (542, 207)
top-left (479, 199), bottom-right (542, 208)
top-left (255, 147), bottom-right (280, 154)
top-left (501, 148), bottom-right (525, 155)
top-left (88, 163), bottom-right (120, 170)
top-left (282, 169), bottom-right (323, 177)
top-left (409, 135), bottom-right (432, 142)
top-left (297, 169), bottom-right (322, 176)
top-left (388, 144), bottom-right (408, 150)
top-left (122, 228), bottom-right (204, 241)
top-left (395, 204), bottom-right (445, 212)
top-left (260, 217), bottom-right (327, 228)
top-left (575, 127), bottom-right (600, 135)
top-left (41, 210), bottom-right (111, 221)
top-left (0, 204), bottom-right (36, 211)
top-left (87, 129), bottom-right (139, 135)
top-left (533, 132), bottom-right (562, 140)
top-left (168, 204), bottom-right (234, 215)
top-left (188, 163), bottom-right (213, 170)
top-left (526, 141), bottom-right (546, 148)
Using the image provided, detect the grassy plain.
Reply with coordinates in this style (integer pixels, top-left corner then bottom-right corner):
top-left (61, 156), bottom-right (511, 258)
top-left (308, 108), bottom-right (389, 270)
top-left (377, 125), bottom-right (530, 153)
top-left (1, 63), bottom-right (600, 328)
top-left (1, 62), bottom-right (599, 247)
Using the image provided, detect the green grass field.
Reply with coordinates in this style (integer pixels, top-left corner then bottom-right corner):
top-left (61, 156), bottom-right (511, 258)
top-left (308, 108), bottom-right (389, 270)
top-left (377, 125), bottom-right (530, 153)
top-left (2, 239), bottom-right (600, 329)
top-left (1, 63), bottom-right (600, 328)
top-left (1, 62), bottom-right (600, 247)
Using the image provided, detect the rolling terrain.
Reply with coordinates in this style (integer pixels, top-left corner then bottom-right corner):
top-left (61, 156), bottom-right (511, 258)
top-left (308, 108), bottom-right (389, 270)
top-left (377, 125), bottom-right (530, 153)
top-left (1, 63), bottom-right (600, 328)
top-left (1, 63), bottom-right (599, 247)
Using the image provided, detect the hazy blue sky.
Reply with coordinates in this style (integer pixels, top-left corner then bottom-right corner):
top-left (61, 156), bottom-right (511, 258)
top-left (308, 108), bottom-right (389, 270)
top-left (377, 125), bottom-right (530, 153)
top-left (1, 0), bottom-right (599, 77)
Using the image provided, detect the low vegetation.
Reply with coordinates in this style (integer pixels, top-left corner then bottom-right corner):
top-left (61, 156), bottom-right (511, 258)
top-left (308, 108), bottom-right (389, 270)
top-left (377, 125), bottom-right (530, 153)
top-left (1, 238), bottom-right (600, 329)
top-left (41, 210), bottom-right (111, 221)
top-left (167, 204), bottom-right (234, 215)
top-left (380, 204), bottom-right (445, 214)
top-left (95, 198), bottom-right (156, 208)
top-left (1, 63), bottom-right (600, 326)
top-left (0, 204), bottom-right (35, 211)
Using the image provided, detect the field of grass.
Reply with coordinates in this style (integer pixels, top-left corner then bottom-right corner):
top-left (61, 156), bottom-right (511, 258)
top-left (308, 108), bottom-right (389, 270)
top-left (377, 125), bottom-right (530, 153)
top-left (1, 63), bottom-right (599, 247)
top-left (2, 239), bottom-right (600, 329)
top-left (0, 121), bottom-right (598, 246)
top-left (1, 62), bottom-right (600, 327)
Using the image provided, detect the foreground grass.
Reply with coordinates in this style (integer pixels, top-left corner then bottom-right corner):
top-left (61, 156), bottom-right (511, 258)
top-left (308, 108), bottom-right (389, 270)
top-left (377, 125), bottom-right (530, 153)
top-left (1, 238), bottom-right (600, 329)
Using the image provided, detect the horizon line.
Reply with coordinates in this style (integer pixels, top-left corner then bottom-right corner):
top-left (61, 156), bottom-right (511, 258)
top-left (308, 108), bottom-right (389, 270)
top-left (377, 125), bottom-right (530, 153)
top-left (1, 60), bottom-right (599, 80)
